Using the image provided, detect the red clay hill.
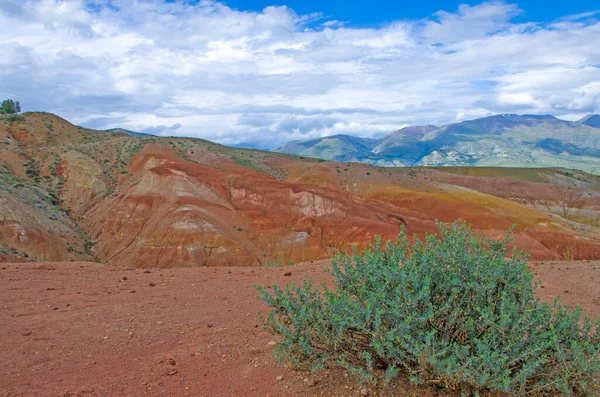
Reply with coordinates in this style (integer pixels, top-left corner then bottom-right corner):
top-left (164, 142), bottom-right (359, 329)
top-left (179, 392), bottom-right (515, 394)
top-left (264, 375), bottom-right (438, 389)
top-left (2, 112), bottom-right (600, 267)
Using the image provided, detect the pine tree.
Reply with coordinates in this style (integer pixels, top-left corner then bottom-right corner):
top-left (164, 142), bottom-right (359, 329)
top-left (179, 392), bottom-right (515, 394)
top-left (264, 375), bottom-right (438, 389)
top-left (0, 99), bottom-right (21, 114)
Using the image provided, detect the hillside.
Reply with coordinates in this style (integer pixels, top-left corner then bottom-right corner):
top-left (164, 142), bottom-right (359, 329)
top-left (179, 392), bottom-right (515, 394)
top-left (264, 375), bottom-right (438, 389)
top-left (275, 114), bottom-right (600, 173)
top-left (105, 128), bottom-right (153, 137)
top-left (2, 112), bottom-right (600, 266)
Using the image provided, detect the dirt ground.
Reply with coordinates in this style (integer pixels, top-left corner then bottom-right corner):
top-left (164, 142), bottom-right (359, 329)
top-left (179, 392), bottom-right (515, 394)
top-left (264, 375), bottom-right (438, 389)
top-left (1, 259), bottom-right (600, 396)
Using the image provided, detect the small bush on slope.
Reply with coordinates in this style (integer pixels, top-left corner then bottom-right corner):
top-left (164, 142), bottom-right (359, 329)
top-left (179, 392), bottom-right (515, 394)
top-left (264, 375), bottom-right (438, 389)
top-left (257, 222), bottom-right (600, 395)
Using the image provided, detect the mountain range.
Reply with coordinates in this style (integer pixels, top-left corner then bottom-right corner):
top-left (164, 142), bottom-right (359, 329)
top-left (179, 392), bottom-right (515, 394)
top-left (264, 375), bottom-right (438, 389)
top-left (275, 114), bottom-right (600, 174)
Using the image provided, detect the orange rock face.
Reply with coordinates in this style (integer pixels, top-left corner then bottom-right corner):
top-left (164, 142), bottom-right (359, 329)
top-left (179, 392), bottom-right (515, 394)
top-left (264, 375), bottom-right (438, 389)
top-left (2, 113), bottom-right (600, 266)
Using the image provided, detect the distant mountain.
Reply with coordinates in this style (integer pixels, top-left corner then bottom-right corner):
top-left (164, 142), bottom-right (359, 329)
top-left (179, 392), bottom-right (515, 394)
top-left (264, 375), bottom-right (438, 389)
top-left (580, 114), bottom-right (600, 128)
top-left (274, 114), bottom-right (600, 174)
top-left (105, 128), bottom-right (152, 137)
top-left (371, 125), bottom-right (438, 165)
top-left (275, 134), bottom-right (381, 161)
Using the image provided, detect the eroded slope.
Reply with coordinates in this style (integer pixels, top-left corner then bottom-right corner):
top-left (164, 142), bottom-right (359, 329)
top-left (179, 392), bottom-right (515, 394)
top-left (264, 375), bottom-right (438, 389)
top-left (2, 112), bottom-right (600, 266)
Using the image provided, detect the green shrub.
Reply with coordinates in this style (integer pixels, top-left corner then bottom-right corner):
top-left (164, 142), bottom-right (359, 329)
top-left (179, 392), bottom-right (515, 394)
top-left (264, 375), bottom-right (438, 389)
top-left (2, 114), bottom-right (25, 123)
top-left (257, 222), bottom-right (600, 395)
top-left (24, 160), bottom-right (40, 178)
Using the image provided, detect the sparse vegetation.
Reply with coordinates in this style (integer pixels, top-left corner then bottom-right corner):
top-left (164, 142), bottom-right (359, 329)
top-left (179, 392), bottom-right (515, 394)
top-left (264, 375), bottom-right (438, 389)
top-left (231, 155), bottom-right (260, 171)
top-left (258, 222), bottom-right (600, 395)
top-left (2, 113), bottom-right (25, 123)
top-left (24, 160), bottom-right (40, 178)
top-left (535, 184), bottom-right (587, 221)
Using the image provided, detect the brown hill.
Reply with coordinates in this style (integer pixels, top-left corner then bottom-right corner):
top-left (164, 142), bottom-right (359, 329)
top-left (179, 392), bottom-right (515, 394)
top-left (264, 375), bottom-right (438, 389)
top-left (1, 112), bottom-right (600, 266)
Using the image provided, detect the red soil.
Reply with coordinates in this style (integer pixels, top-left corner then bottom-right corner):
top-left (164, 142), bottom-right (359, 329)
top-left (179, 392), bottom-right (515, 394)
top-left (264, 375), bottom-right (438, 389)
top-left (1, 260), bottom-right (599, 396)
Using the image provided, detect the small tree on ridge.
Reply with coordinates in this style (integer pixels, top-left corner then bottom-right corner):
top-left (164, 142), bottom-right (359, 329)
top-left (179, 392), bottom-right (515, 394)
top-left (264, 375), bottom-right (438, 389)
top-left (0, 99), bottom-right (21, 114)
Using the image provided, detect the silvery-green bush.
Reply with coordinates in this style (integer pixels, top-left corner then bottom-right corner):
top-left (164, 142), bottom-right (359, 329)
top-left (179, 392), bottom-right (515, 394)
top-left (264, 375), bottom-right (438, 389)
top-left (257, 222), bottom-right (600, 395)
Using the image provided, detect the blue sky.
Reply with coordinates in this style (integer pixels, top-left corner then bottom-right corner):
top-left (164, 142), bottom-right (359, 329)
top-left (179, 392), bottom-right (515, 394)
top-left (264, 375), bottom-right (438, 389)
top-left (224, 0), bottom-right (599, 26)
top-left (0, 0), bottom-right (599, 148)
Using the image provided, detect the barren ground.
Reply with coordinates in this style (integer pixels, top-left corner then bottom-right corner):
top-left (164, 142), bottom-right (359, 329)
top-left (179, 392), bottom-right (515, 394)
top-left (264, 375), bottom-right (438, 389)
top-left (1, 260), bottom-right (600, 396)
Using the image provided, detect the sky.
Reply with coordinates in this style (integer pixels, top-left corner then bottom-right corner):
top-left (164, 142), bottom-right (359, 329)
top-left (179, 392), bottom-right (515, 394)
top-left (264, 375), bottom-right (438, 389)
top-left (224, 0), bottom-right (600, 26)
top-left (0, 1), bottom-right (599, 148)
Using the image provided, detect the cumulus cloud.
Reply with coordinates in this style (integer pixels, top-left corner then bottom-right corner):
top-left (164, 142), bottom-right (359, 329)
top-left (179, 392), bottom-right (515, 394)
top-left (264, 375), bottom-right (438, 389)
top-left (0, 0), bottom-right (598, 147)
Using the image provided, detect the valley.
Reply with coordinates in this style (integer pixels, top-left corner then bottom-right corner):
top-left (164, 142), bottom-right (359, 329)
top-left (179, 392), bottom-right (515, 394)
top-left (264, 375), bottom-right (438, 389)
top-left (3, 1), bottom-right (600, 395)
top-left (2, 112), bottom-right (600, 267)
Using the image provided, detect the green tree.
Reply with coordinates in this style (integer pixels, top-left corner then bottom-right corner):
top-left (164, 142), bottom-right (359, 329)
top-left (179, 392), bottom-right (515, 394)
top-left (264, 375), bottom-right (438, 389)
top-left (258, 222), bottom-right (600, 395)
top-left (0, 99), bottom-right (21, 114)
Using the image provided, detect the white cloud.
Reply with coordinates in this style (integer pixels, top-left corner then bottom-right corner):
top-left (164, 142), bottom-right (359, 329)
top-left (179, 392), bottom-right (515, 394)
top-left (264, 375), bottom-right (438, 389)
top-left (420, 1), bottom-right (522, 43)
top-left (0, 0), bottom-right (598, 147)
